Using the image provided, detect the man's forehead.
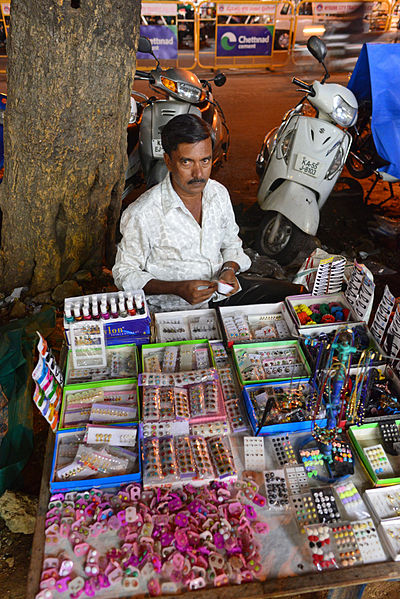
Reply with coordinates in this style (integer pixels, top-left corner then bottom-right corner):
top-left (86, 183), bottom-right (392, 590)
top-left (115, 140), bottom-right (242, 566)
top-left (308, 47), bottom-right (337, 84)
top-left (173, 138), bottom-right (212, 159)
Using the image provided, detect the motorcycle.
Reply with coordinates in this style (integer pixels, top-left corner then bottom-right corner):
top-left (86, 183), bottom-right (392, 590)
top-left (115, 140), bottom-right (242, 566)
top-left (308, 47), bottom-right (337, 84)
top-left (255, 36), bottom-right (358, 265)
top-left (125, 36), bottom-right (229, 191)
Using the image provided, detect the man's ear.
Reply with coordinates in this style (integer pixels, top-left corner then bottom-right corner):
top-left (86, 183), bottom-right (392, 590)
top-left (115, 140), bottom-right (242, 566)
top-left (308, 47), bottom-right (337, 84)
top-left (163, 152), bottom-right (172, 171)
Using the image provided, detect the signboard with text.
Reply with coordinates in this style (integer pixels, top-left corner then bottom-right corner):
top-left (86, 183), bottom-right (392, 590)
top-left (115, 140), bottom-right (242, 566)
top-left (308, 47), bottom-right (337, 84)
top-left (217, 3), bottom-right (275, 15)
top-left (216, 24), bottom-right (274, 57)
top-left (138, 24), bottom-right (178, 60)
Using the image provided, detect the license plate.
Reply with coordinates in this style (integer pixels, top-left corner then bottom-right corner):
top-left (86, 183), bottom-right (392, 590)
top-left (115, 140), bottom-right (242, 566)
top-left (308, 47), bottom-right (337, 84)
top-left (294, 153), bottom-right (321, 178)
top-left (152, 138), bottom-right (164, 158)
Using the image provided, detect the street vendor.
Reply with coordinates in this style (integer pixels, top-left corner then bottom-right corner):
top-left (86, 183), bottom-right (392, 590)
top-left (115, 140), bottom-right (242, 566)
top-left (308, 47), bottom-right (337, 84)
top-left (113, 114), bottom-right (301, 311)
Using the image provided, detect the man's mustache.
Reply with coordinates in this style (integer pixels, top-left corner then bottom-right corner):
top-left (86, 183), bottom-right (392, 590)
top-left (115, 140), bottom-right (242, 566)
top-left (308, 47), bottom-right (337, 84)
top-left (188, 178), bottom-right (206, 184)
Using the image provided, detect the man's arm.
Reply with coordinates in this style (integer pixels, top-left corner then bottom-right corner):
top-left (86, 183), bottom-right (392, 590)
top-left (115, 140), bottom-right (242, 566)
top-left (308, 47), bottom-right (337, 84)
top-left (144, 279), bottom-right (217, 305)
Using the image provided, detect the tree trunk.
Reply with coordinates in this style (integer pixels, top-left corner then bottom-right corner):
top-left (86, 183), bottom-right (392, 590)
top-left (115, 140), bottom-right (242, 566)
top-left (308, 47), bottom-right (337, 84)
top-left (0, 0), bottom-right (141, 295)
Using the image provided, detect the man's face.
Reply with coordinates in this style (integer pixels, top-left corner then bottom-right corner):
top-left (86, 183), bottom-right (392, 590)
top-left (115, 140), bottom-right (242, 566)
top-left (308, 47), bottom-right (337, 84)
top-left (164, 137), bottom-right (213, 198)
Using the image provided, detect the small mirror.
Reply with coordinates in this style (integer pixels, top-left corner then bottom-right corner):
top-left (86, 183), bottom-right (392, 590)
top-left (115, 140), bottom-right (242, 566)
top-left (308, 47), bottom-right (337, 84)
top-left (214, 72), bottom-right (226, 87)
top-left (138, 36), bottom-right (153, 54)
top-left (307, 36), bottom-right (327, 63)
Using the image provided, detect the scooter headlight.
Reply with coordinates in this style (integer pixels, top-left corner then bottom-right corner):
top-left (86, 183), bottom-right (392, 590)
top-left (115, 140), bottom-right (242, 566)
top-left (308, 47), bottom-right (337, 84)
top-left (330, 95), bottom-right (358, 127)
top-left (277, 129), bottom-right (295, 163)
top-left (325, 145), bottom-right (344, 180)
top-left (161, 77), bottom-right (202, 103)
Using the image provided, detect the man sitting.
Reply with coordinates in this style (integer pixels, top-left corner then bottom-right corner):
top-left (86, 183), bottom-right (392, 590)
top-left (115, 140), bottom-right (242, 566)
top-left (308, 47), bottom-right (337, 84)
top-left (113, 114), bottom-right (301, 311)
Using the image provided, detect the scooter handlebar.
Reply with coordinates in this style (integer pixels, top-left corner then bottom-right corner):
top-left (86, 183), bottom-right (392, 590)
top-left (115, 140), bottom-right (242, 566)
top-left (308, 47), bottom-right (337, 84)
top-left (292, 77), bottom-right (314, 95)
top-left (135, 70), bottom-right (153, 80)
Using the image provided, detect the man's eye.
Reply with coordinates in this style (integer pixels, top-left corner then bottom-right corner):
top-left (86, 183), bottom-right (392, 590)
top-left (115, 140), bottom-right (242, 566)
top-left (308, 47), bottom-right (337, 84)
top-left (202, 158), bottom-right (211, 164)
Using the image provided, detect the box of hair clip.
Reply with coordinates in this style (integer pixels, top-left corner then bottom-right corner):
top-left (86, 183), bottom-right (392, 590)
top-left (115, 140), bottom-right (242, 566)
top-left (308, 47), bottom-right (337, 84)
top-left (50, 424), bottom-right (141, 492)
top-left (64, 342), bottom-right (139, 387)
top-left (232, 340), bottom-right (311, 386)
top-left (58, 381), bottom-right (139, 432)
top-left (153, 308), bottom-right (223, 343)
top-left (140, 340), bottom-right (215, 383)
top-left (242, 379), bottom-right (327, 436)
top-left (218, 302), bottom-right (296, 347)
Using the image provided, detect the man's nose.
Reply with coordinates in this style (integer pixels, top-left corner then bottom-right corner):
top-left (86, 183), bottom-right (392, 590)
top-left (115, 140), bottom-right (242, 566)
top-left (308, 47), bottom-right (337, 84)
top-left (192, 161), bottom-right (202, 178)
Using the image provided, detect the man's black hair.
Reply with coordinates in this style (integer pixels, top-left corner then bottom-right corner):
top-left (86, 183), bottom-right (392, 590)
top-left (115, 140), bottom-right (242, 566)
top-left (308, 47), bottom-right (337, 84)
top-left (161, 114), bottom-right (212, 156)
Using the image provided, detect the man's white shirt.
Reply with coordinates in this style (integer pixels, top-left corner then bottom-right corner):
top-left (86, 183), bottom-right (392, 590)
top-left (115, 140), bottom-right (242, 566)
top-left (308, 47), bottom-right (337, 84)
top-left (112, 174), bottom-right (251, 311)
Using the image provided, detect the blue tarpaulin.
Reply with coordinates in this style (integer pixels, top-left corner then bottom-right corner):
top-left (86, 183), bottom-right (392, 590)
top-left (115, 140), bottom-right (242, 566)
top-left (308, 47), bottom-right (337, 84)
top-left (348, 43), bottom-right (400, 179)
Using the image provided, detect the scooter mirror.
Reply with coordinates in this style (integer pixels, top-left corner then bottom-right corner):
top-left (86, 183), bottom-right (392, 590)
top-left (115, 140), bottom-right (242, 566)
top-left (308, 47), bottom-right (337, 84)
top-left (307, 36), bottom-right (327, 63)
top-left (138, 36), bottom-right (153, 54)
top-left (214, 72), bottom-right (226, 87)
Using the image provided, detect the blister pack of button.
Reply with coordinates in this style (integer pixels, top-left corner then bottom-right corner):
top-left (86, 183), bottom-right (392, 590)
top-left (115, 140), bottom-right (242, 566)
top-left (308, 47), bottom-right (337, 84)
top-left (311, 488), bottom-right (340, 523)
top-left (351, 518), bottom-right (387, 563)
top-left (285, 465), bottom-right (310, 495)
top-left (156, 317), bottom-right (189, 342)
top-left (334, 481), bottom-right (370, 520)
top-left (249, 314), bottom-right (291, 340)
top-left (299, 447), bottom-right (326, 479)
top-left (331, 524), bottom-right (363, 567)
top-left (208, 435), bottom-right (236, 480)
top-left (189, 315), bottom-right (219, 340)
top-left (218, 367), bottom-right (240, 401)
top-left (364, 443), bottom-right (394, 476)
top-left (244, 436), bottom-right (265, 471)
top-left (225, 398), bottom-right (249, 433)
top-left (190, 420), bottom-right (229, 437)
top-left (292, 493), bottom-right (319, 531)
top-left (379, 420), bottom-right (400, 455)
top-left (271, 434), bottom-right (297, 467)
top-left (223, 314), bottom-right (251, 341)
top-left (210, 342), bottom-right (229, 367)
top-left (305, 524), bottom-right (337, 570)
top-left (263, 469), bottom-right (289, 510)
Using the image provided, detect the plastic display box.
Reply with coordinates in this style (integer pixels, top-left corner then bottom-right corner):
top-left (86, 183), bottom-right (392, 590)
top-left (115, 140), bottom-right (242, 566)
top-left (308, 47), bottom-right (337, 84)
top-left (348, 421), bottom-right (400, 486)
top-left (232, 340), bottom-right (311, 386)
top-left (242, 379), bottom-right (326, 435)
top-left (141, 339), bottom-right (215, 373)
top-left (64, 343), bottom-right (138, 387)
top-left (285, 292), bottom-right (361, 334)
top-left (218, 302), bottom-right (295, 347)
top-left (153, 308), bottom-right (223, 343)
top-left (58, 380), bottom-right (139, 431)
top-left (50, 425), bottom-right (141, 492)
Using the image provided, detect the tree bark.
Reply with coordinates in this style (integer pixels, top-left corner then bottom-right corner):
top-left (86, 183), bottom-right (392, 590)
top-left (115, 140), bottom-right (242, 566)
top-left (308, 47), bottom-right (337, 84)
top-left (0, 0), bottom-right (141, 295)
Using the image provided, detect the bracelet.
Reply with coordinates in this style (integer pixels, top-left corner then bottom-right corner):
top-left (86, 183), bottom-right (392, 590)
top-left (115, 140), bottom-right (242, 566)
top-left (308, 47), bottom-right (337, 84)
top-left (220, 266), bottom-right (238, 275)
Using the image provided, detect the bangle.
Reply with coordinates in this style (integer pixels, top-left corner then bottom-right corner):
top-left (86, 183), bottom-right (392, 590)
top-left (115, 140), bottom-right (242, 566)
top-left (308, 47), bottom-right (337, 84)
top-left (220, 266), bottom-right (238, 275)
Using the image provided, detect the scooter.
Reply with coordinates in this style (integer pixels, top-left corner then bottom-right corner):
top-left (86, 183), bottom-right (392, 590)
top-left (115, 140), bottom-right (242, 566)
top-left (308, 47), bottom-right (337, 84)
top-left (255, 36), bottom-right (358, 265)
top-left (125, 36), bottom-right (229, 191)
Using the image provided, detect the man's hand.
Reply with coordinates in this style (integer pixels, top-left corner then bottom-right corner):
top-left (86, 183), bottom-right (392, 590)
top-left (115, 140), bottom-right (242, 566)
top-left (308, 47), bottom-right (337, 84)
top-left (219, 269), bottom-right (239, 297)
top-left (176, 280), bottom-right (217, 305)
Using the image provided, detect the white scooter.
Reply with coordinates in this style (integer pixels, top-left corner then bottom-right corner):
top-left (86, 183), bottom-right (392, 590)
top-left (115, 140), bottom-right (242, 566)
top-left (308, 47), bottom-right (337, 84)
top-left (255, 36), bottom-right (358, 265)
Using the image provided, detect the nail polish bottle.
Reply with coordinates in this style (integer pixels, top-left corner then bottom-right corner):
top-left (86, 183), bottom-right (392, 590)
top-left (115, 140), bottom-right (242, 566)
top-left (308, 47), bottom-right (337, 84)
top-left (126, 292), bottom-right (136, 316)
top-left (110, 297), bottom-right (119, 319)
top-left (118, 292), bottom-right (128, 318)
top-left (73, 303), bottom-right (83, 321)
top-left (82, 304), bottom-right (92, 320)
top-left (100, 298), bottom-right (110, 320)
top-left (64, 303), bottom-right (74, 323)
top-left (91, 295), bottom-right (100, 320)
top-left (135, 293), bottom-right (145, 315)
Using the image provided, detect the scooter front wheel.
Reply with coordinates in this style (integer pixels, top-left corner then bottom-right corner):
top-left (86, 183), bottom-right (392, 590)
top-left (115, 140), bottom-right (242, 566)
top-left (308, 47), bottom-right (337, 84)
top-left (256, 211), bottom-right (308, 266)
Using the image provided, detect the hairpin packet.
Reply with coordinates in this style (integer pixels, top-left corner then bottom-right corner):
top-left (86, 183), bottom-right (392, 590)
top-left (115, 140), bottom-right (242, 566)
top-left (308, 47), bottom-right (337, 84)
top-left (85, 425), bottom-right (137, 447)
top-left (89, 403), bottom-right (137, 423)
